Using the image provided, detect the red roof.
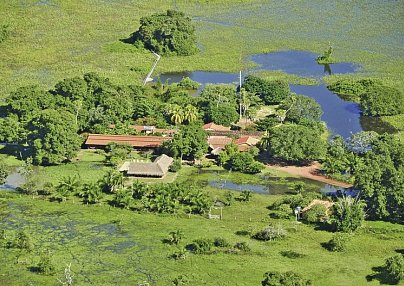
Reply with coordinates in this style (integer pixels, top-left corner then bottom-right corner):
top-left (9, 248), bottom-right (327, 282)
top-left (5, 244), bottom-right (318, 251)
top-left (203, 122), bottom-right (231, 132)
top-left (85, 134), bottom-right (171, 148)
top-left (207, 136), bottom-right (233, 149)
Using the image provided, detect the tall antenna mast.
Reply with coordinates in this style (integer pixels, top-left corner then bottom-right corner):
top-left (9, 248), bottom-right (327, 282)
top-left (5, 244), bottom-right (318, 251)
top-left (239, 70), bottom-right (242, 120)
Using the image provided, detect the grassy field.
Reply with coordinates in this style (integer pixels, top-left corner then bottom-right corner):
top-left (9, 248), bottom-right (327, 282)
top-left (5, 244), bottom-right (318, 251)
top-left (1, 187), bottom-right (403, 285)
top-left (1, 150), bottom-right (404, 285)
top-left (0, 0), bottom-right (403, 99)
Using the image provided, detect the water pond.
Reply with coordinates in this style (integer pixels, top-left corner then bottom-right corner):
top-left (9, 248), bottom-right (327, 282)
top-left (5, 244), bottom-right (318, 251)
top-left (157, 50), bottom-right (393, 138)
top-left (0, 169), bottom-right (25, 191)
top-left (208, 179), bottom-right (355, 197)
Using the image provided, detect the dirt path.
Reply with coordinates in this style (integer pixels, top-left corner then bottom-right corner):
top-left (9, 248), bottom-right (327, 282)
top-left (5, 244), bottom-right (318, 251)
top-left (266, 161), bottom-right (353, 188)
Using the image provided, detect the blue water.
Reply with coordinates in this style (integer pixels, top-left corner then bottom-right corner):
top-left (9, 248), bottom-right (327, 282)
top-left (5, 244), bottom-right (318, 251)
top-left (157, 50), bottom-right (367, 138)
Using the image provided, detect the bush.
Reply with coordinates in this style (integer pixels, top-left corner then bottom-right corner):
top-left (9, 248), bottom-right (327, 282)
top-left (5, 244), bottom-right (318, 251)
top-left (226, 152), bottom-right (264, 174)
top-left (303, 204), bottom-right (328, 223)
top-left (170, 248), bottom-right (187, 260)
top-left (325, 233), bottom-right (348, 252)
top-left (37, 251), bottom-right (56, 275)
top-left (332, 196), bottom-right (365, 232)
top-left (169, 158), bottom-right (182, 172)
top-left (385, 254), bottom-right (404, 283)
top-left (214, 237), bottom-right (230, 248)
top-left (360, 85), bottom-right (404, 116)
top-left (234, 242), bottom-right (251, 252)
top-left (178, 77), bottom-right (200, 90)
top-left (253, 225), bottom-right (287, 241)
top-left (132, 10), bottom-right (198, 56)
top-left (262, 271), bottom-right (312, 286)
top-left (188, 239), bottom-right (213, 254)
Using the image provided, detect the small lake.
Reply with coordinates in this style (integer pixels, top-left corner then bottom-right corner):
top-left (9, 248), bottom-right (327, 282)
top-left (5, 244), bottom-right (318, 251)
top-left (208, 179), bottom-right (354, 197)
top-left (156, 50), bottom-right (393, 138)
top-left (0, 169), bottom-right (25, 191)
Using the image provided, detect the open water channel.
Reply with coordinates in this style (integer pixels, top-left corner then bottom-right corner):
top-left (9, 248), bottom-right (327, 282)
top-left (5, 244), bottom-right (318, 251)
top-left (158, 50), bottom-right (393, 138)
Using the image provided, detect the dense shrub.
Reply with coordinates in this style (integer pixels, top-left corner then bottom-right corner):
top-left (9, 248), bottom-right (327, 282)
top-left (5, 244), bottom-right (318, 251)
top-left (214, 237), bottom-right (230, 248)
top-left (360, 85), bottom-right (404, 116)
top-left (132, 10), bottom-right (198, 56)
top-left (226, 152), bottom-right (264, 174)
top-left (188, 238), bottom-right (213, 254)
top-left (327, 78), bottom-right (382, 101)
top-left (332, 196), bottom-right (365, 232)
top-left (325, 233), bottom-right (348, 252)
top-left (385, 254), bottom-right (404, 283)
top-left (233, 242), bottom-right (251, 252)
top-left (253, 225), bottom-right (287, 241)
top-left (243, 76), bottom-right (290, 104)
top-left (262, 271), bottom-right (312, 286)
top-left (169, 158), bottom-right (182, 172)
top-left (303, 204), bottom-right (328, 223)
top-left (178, 77), bottom-right (200, 90)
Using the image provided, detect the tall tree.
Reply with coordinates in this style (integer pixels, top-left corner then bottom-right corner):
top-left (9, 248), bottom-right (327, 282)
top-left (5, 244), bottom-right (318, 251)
top-left (132, 10), bottom-right (198, 56)
top-left (28, 109), bottom-right (82, 165)
top-left (353, 134), bottom-right (404, 221)
top-left (161, 124), bottom-right (208, 161)
top-left (264, 124), bottom-right (326, 163)
top-left (243, 76), bottom-right (290, 105)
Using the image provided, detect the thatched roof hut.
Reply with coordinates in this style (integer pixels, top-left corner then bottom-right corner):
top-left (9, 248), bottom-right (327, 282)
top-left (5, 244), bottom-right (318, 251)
top-left (121, 154), bottom-right (174, 178)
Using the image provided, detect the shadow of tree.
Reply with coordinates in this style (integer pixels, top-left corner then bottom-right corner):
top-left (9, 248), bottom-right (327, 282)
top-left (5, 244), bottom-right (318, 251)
top-left (366, 266), bottom-right (400, 285)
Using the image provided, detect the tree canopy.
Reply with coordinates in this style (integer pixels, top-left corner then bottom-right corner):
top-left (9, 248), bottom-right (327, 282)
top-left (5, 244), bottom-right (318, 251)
top-left (243, 76), bottom-right (290, 105)
top-left (132, 10), bottom-right (198, 56)
top-left (263, 124), bottom-right (326, 163)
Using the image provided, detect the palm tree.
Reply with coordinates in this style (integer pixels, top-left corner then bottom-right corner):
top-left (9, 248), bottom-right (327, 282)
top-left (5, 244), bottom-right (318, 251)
top-left (101, 169), bottom-right (125, 193)
top-left (56, 175), bottom-right (81, 201)
top-left (167, 104), bottom-right (184, 125)
top-left (183, 104), bottom-right (198, 124)
top-left (113, 188), bottom-right (133, 209)
top-left (79, 182), bottom-right (104, 204)
top-left (259, 131), bottom-right (271, 151)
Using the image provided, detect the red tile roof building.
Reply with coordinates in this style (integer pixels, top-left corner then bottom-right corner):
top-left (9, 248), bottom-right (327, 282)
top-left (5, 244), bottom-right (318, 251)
top-left (85, 134), bottom-right (171, 148)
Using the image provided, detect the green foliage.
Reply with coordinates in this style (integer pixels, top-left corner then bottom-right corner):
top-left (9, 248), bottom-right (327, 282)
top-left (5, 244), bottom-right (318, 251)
top-left (188, 238), bottom-right (213, 254)
top-left (168, 230), bottom-right (184, 245)
top-left (161, 124), bottom-right (208, 160)
top-left (104, 143), bottom-right (132, 166)
top-left (360, 85), bottom-right (404, 116)
top-left (322, 135), bottom-right (354, 177)
top-left (303, 204), bottom-right (328, 223)
top-left (113, 188), bottom-right (133, 209)
top-left (327, 78), bottom-right (382, 101)
top-left (0, 24), bottom-right (10, 43)
top-left (132, 10), bottom-right (198, 56)
top-left (281, 94), bottom-right (323, 123)
top-left (233, 241), bottom-right (251, 252)
top-left (28, 109), bottom-right (82, 165)
top-left (169, 158), bottom-right (182, 172)
top-left (243, 76), bottom-right (290, 105)
top-left (280, 250), bottom-right (306, 259)
top-left (140, 183), bottom-right (211, 214)
top-left (205, 102), bottom-right (239, 127)
top-left (265, 124), bottom-right (326, 163)
top-left (332, 196), bottom-right (365, 232)
top-left (324, 232), bottom-right (348, 252)
top-left (177, 77), bottom-right (200, 90)
top-left (385, 254), bottom-right (404, 283)
top-left (316, 43), bottom-right (335, 64)
top-left (37, 250), bottom-right (56, 275)
top-left (226, 152), bottom-right (264, 174)
top-left (213, 237), bottom-right (230, 248)
top-left (255, 116), bottom-right (279, 131)
top-left (253, 225), bottom-right (287, 241)
top-left (78, 182), bottom-right (104, 204)
top-left (353, 134), bottom-right (404, 221)
top-left (14, 231), bottom-right (33, 252)
top-left (0, 159), bottom-right (8, 185)
top-left (238, 190), bottom-right (253, 202)
top-left (262, 271), bottom-right (312, 286)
